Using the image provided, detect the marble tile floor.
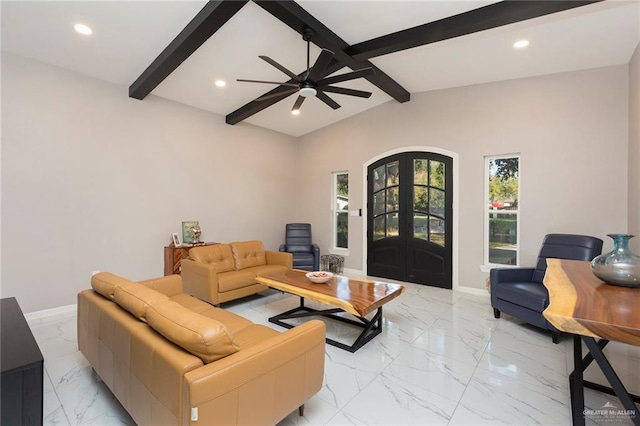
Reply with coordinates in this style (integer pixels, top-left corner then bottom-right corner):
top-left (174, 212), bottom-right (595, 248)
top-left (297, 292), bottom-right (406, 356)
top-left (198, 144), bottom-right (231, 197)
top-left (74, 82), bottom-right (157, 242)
top-left (28, 280), bottom-right (640, 426)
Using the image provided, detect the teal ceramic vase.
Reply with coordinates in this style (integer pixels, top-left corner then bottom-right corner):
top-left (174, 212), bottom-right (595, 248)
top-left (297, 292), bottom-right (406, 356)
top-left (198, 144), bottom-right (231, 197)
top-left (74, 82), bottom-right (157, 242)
top-left (590, 234), bottom-right (640, 288)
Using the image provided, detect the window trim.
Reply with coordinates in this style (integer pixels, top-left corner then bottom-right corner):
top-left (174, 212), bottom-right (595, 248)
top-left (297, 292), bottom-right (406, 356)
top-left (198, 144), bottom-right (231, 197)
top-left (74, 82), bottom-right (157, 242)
top-left (483, 154), bottom-right (521, 268)
top-left (331, 171), bottom-right (349, 254)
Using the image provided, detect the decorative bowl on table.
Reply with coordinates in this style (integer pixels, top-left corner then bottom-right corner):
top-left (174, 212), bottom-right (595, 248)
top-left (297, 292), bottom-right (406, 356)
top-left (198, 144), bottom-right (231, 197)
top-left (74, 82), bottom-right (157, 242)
top-left (305, 271), bottom-right (334, 284)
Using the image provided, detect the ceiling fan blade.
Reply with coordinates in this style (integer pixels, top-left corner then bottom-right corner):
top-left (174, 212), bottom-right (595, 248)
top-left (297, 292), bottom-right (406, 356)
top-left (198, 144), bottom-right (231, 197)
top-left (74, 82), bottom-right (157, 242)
top-left (256, 88), bottom-right (299, 102)
top-left (321, 86), bottom-right (372, 98)
top-left (237, 79), bottom-right (299, 87)
top-left (317, 67), bottom-right (375, 87)
top-left (292, 95), bottom-right (305, 112)
top-left (259, 56), bottom-right (302, 82)
top-left (307, 49), bottom-right (334, 83)
top-left (316, 91), bottom-right (341, 110)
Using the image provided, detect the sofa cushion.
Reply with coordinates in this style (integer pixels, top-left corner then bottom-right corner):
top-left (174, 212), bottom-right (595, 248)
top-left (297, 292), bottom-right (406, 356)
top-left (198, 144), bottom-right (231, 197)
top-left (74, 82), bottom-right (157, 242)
top-left (91, 272), bottom-right (134, 301)
top-left (114, 282), bottom-right (169, 322)
top-left (217, 270), bottom-right (259, 293)
top-left (189, 244), bottom-right (236, 274)
top-left (231, 241), bottom-right (266, 270)
top-left (146, 299), bottom-right (239, 364)
top-left (198, 306), bottom-right (253, 334)
top-left (169, 293), bottom-right (213, 315)
top-left (232, 324), bottom-right (279, 350)
top-left (245, 264), bottom-right (290, 278)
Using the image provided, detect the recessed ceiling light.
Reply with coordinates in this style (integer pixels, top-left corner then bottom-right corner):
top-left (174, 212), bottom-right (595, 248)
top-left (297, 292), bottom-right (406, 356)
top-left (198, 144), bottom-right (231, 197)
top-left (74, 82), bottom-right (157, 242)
top-left (513, 40), bottom-right (530, 49)
top-left (291, 109), bottom-right (300, 116)
top-left (73, 23), bottom-right (93, 35)
top-left (214, 80), bottom-right (226, 87)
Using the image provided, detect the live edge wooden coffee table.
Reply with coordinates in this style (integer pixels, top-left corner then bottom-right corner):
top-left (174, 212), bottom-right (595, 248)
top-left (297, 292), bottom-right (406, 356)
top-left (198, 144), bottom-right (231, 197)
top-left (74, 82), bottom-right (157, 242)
top-left (256, 269), bottom-right (405, 352)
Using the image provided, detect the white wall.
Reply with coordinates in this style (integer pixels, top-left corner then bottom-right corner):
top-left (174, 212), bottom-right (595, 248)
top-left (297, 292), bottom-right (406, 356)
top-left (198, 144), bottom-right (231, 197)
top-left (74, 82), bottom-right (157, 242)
top-left (629, 43), bottom-right (640, 253)
top-left (1, 53), bottom-right (298, 313)
top-left (1, 53), bottom-right (633, 311)
top-left (297, 65), bottom-right (629, 291)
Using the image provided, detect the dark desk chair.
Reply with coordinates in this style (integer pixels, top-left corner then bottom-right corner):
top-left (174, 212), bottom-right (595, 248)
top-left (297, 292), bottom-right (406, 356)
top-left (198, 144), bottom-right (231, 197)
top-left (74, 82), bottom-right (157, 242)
top-left (491, 233), bottom-right (603, 343)
top-left (279, 223), bottom-right (320, 271)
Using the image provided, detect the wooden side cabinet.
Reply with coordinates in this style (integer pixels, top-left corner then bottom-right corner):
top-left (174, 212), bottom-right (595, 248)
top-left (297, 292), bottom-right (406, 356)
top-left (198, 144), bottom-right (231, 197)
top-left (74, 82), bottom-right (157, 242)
top-left (164, 242), bottom-right (218, 275)
top-left (1, 297), bottom-right (44, 426)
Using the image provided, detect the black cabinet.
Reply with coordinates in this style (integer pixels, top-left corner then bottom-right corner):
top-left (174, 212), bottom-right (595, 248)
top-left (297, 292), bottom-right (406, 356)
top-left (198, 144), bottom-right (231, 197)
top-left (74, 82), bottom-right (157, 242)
top-left (1, 297), bottom-right (44, 425)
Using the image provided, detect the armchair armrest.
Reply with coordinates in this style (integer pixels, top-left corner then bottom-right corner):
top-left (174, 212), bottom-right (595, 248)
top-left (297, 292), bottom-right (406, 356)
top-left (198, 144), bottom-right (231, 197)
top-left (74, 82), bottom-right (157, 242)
top-left (181, 259), bottom-right (221, 305)
top-left (490, 267), bottom-right (536, 284)
top-left (138, 275), bottom-right (183, 297)
top-left (183, 320), bottom-right (326, 422)
top-left (266, 250), bottom-right (293, 268)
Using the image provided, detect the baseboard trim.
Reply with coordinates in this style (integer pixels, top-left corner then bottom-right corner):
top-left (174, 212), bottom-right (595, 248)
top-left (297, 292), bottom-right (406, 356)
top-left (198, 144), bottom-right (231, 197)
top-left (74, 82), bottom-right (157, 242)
top-left (457, 286), bottom-right (490, 297)
top-left (340, 269), bottom-right (488, 297)
top-left (25, 304), bottom-right (77, 325)
top-left (341, 268), bottom-right (366, 277)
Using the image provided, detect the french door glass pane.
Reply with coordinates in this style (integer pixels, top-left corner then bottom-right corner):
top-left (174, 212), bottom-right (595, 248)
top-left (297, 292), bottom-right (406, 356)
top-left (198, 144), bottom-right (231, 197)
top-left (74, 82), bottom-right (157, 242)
top-left (414, 159), bottom-right (428, 185)
top-left (386, 161), bottom-right (400, 186)
top-left (336, 212), bottom-right (348, 248)
top-left (414, 186), bottom-right (427, 212)
top-left (386, 213), bottom-right (399, 237)
top-left (413, 213), bottom-right (428, 240)
top-left (429, 161), bottom-right (445, 189)
top-left (373, 215), bottom-right (385, 241)
top-left (429, 216), bottom-right (445, 246)
top-left (373, 192), bottom-right (385, 216)
top-left (373, 165), bottom-right (385, 192)
top-left (386, 187), bottom-right (399, 212)
top-left (429, 188), bottom-right (445, 218)
top-left (488, 213), bottom-right (517, 265)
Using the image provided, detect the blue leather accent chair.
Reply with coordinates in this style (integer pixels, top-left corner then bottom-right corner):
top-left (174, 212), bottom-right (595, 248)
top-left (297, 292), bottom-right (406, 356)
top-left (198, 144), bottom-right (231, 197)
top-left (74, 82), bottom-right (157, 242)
top-left (279, 223), bottom-right (320, 271)
top-left (490, 234), bottom-right (603, 343)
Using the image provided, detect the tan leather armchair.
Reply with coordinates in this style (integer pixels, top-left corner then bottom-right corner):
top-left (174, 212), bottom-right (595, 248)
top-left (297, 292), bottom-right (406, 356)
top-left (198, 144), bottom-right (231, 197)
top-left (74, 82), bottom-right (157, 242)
top-left (182, 241), bottom-right (292, 305)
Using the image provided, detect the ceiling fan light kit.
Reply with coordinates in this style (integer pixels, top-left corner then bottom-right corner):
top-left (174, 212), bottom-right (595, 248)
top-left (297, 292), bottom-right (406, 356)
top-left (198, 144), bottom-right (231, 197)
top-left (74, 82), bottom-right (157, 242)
top-left (299, 87), bottom-right (316, 97)
top-left (237, 27), bottom-right (374, 114)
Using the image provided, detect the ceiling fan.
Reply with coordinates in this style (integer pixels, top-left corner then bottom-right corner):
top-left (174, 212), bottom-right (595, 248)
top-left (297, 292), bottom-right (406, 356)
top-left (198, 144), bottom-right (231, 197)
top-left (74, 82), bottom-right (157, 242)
top-left (237, 29), bottom-right (374, 114)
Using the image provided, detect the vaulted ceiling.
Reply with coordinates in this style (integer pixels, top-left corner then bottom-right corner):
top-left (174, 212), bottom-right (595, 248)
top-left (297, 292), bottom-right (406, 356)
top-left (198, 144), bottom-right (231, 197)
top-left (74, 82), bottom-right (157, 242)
top-left (2, 1), bottom-right (639, 137)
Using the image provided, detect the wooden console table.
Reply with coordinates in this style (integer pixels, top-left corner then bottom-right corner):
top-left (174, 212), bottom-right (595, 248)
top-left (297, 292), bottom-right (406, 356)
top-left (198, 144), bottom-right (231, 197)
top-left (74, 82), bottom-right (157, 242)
top-left (543, 259), bottom-right (640, 425)
top-left (164, 242), bottom-right (218, 275)
top-left (1, 297), bottom-right (44, 425)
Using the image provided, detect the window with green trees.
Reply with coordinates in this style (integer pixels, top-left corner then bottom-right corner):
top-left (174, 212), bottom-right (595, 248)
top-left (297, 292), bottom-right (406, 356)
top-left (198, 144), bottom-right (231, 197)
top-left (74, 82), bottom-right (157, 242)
top-left (485, 155), bottom-right (519, 265)
top-left (333, 172), bottom-right (348, 249)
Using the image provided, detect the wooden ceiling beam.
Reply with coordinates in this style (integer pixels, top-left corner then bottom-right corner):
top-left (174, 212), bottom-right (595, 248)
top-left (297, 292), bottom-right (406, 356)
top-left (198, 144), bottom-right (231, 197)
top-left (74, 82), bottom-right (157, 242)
top-left (129, 0), bottom-right (249, 100)
top-left (347, 0), bottom-right (604, 61)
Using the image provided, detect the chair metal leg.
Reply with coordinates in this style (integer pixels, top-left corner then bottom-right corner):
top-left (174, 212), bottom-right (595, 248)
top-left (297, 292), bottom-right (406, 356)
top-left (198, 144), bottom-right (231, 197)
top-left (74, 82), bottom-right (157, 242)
top-left (493, 308), bottom-right (501, 319)
top-left (552, 331), bottom-right (560, 344)
top-left (298, 405), bottom-right (304, 416)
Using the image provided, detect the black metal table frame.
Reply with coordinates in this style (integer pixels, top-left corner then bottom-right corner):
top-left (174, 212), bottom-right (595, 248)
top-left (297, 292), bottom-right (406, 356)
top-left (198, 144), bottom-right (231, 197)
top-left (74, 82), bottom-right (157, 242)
top-left (570, 335), bottom-right (640, 425)
top-left (268, 297), bottom-right (382, 353)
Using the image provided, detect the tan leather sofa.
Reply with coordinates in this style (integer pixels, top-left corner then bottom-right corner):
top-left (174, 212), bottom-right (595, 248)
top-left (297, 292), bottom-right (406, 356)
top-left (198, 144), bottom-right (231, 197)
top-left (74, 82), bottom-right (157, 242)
top-left (78, 272), bottom-right (325, 426)
top-left (182, 240), bottom-right (292, 305)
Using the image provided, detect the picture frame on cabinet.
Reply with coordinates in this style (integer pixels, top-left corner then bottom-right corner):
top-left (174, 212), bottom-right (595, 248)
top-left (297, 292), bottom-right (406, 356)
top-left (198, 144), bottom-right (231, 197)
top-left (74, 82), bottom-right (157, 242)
top-left (171, 233), bottom-right (181, 247)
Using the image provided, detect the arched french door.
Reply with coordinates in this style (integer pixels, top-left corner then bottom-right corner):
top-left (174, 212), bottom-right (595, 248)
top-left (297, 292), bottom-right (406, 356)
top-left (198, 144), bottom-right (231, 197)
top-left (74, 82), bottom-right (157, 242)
top-left (367, 151), bottom-right (453, 288)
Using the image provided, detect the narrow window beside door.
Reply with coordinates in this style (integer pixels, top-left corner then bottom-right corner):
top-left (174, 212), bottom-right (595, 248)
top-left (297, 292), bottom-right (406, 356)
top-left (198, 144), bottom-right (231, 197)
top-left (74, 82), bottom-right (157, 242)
top-left (333, 172), bottom-right (349, 250)
top-left (485, 155), bottom-right (520, 266)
